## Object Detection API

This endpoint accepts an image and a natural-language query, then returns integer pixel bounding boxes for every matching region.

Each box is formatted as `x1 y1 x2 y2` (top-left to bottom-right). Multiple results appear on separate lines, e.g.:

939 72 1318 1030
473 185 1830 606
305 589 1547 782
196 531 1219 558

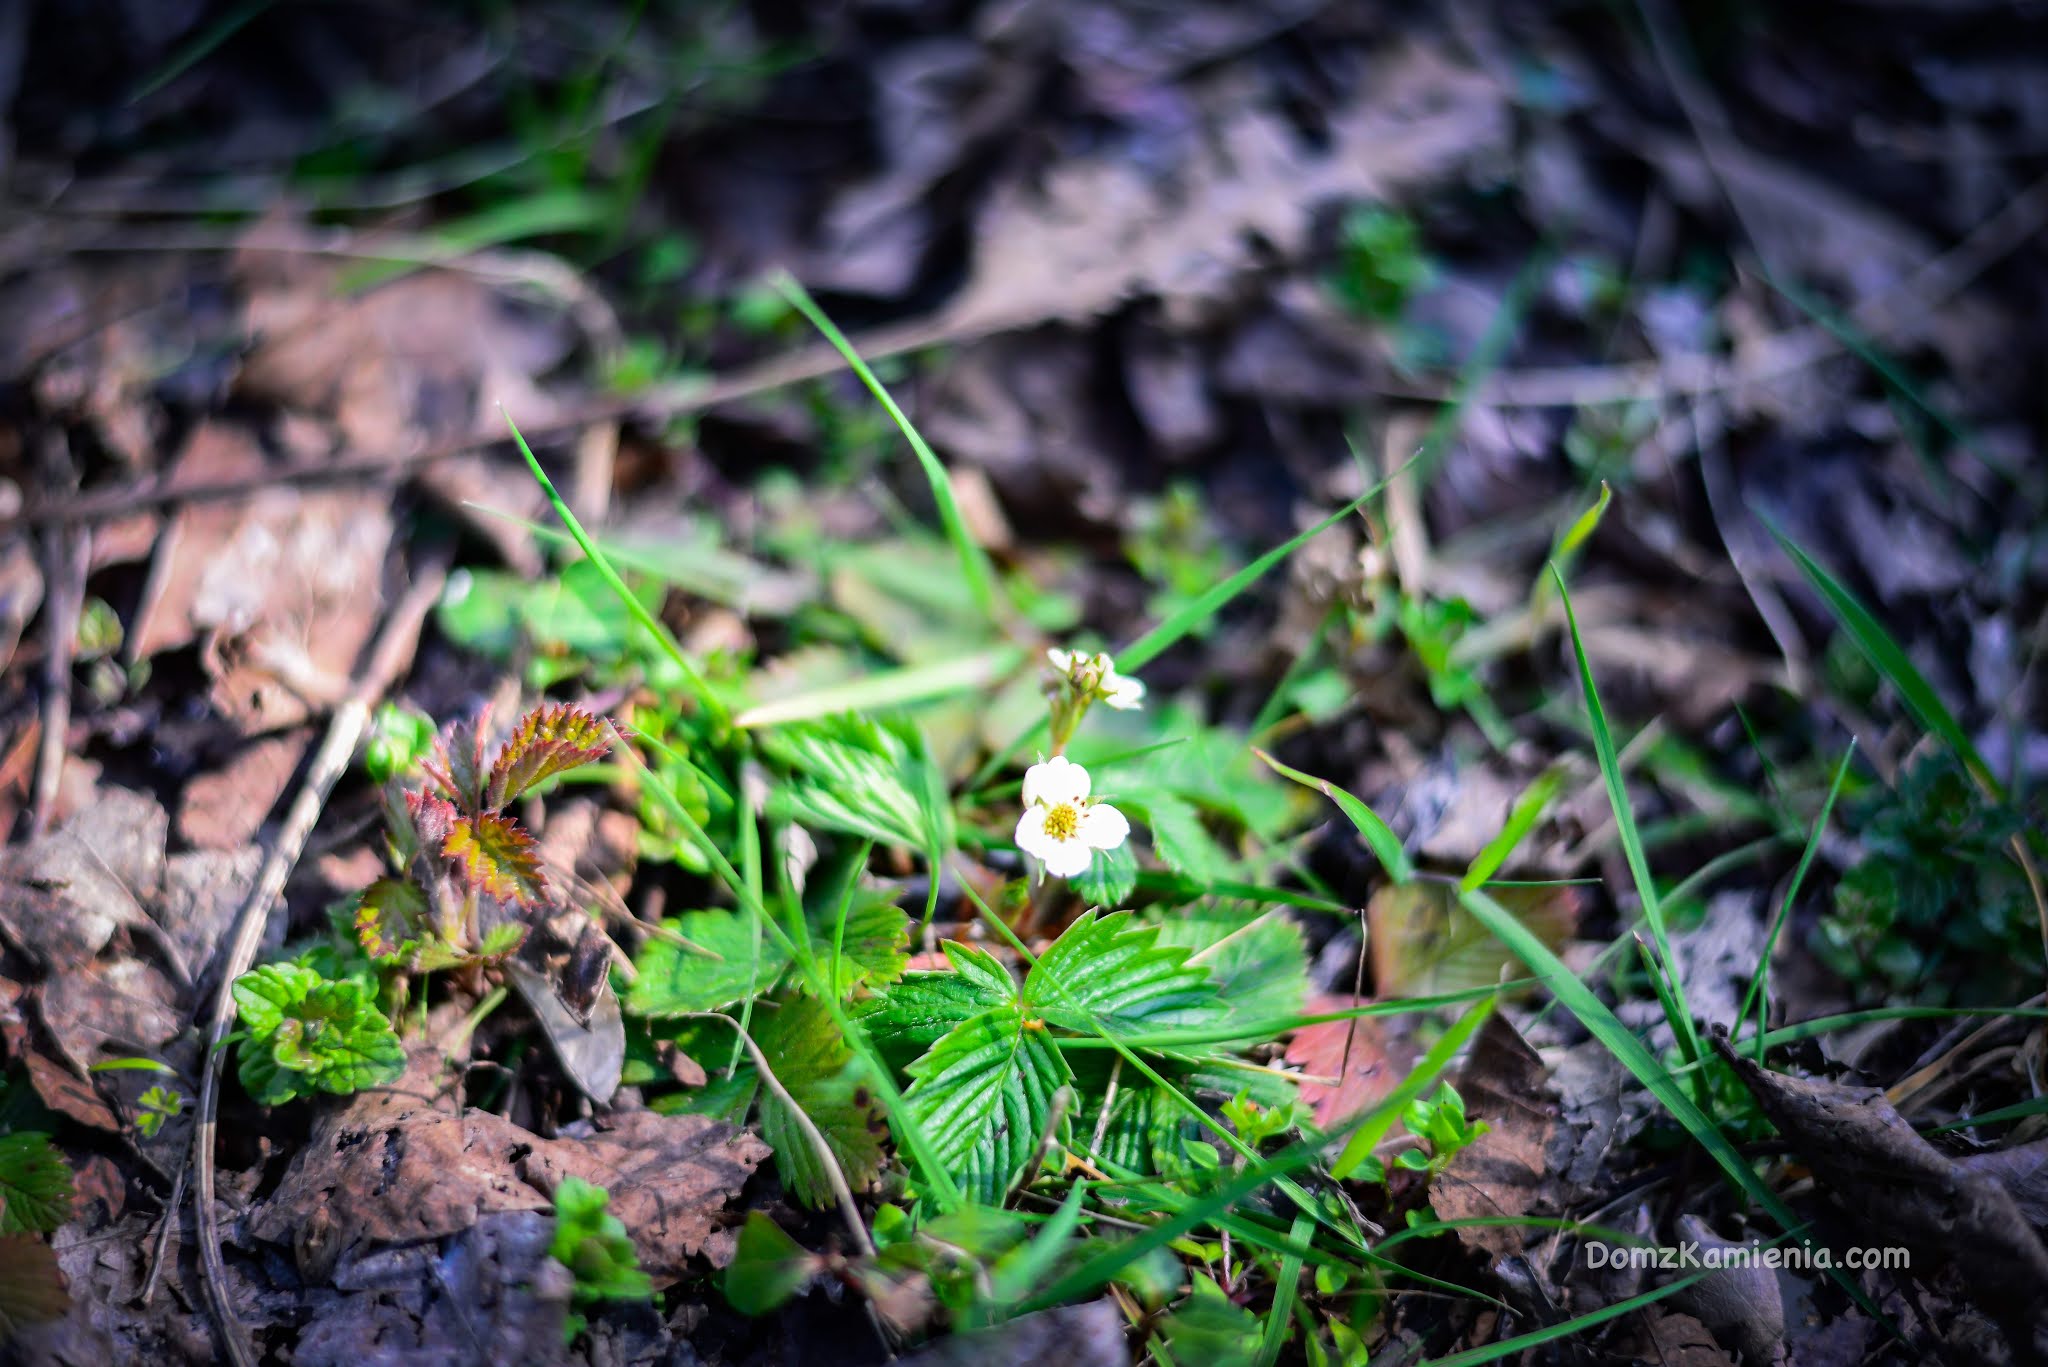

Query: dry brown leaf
1368 882 1581 1000
1285 996 1412 1130
1428 1014 1558 1263
21 1053 117 1133
175 727 312 850
1605 1309 1737 1367
252 1052 767 1285
1715 1035 2048 1362
944 42 1508 336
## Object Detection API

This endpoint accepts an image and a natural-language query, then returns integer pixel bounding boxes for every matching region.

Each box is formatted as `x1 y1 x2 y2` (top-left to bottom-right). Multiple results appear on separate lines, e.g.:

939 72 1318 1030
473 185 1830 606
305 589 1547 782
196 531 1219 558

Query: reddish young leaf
354 878 428 960
406 790 460 849
444 812 549 908
422 716 491 810
485 704 612 809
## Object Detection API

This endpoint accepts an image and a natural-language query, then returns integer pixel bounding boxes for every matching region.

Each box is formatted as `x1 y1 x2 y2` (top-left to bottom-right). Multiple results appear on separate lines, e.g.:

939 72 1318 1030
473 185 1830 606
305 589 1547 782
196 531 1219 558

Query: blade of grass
506 412 728 725
1331 995 1494 1178
1551 565 1707 1088
1762 516 1990 785
772 273 1001 621
1461 764 1567 891
1256 1212 1313 1367
1253 748 1415 884
1738 741 1855 1061
1455 885 1883 1325
1421 1267 1715 1366
734 647 1024 728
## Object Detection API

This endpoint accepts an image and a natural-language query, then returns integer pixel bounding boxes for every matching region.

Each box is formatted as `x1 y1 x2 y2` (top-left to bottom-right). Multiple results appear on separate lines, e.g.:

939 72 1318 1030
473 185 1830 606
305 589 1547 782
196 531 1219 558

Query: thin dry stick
28 521 87 838
683 1011 875 1260
190 558 446 1367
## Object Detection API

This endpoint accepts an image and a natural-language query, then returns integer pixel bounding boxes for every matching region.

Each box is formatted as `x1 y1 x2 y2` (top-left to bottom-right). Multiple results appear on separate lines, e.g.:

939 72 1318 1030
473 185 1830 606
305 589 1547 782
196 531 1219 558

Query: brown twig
28 520 86 839
190 555 446 1367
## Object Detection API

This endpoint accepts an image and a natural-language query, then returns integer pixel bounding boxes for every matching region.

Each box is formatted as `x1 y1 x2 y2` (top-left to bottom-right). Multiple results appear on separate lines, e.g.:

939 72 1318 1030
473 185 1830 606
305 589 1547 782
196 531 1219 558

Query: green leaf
856 942 1018 1067
1027 911 1224 1035
754 996 888 1209
1128 790 1229 885
1156 1273 1262 1366
725 1212 817 1315
352 877 428 960
627 911 785 1019
1176 912 1311 1028
551 1176 652 1302
485 703 611 808
627 892 911 1020
1252 749 1414 883
904 1006 1073 1204
1071 843 1138 908
0 1134 72 1234
231 963 405 1105
761 715 953 852
736 649 1023 729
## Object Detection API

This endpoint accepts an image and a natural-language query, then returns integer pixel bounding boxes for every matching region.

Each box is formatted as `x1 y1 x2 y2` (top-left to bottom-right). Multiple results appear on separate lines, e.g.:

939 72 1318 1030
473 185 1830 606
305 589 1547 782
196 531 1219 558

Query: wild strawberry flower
1015 756 1129 878
1045 649 1145 711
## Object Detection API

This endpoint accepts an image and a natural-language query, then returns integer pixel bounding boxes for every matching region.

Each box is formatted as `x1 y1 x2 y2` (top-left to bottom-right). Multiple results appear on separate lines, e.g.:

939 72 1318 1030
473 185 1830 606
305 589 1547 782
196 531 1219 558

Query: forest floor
2 2 2047 1364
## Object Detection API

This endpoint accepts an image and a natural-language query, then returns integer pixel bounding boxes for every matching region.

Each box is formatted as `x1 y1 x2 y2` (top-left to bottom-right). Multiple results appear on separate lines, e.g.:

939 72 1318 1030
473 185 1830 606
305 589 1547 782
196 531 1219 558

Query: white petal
1078 801 1130 850
1101 674 1145 710
1046 648 1073 673
1015 806 1058 861
1022 755 1089 808
1041 838 1094 879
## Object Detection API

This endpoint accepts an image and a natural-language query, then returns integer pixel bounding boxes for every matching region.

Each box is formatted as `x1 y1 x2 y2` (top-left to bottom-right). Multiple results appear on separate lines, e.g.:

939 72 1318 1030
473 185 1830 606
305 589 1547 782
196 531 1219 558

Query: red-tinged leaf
444 812 549 907
406 790 460 848
1285 996 1414 1130
426 715 491 809
354 878 427 960
485 703 612 808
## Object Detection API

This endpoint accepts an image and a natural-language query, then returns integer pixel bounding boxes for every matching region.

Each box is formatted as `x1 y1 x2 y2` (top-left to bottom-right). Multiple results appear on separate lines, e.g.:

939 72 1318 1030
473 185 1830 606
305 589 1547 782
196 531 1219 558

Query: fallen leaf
1285 996 1411 1130
1714 1034 2048 1362
1669 1214 1787 1367
1368 882 1580 1000
175 727 312 850
0 786 163 972
1604 1309 1736 1367
252 1051 766 1284
1428 1014 1559 1262
0 1234 69 1342
21 1055 117 1134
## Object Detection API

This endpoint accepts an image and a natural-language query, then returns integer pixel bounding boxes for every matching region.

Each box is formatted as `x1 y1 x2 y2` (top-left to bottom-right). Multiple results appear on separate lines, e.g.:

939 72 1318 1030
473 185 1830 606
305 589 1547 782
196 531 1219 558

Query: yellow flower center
1042 802 1081 842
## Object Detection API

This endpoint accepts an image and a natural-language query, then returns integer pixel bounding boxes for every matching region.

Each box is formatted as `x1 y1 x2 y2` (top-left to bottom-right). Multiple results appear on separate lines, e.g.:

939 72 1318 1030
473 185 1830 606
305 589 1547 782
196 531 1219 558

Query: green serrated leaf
1071 843 1138 908
755 996 888 1209
816 887 911 997
627 911 785 1018
1156 1273 1262 1366
1128 790 1228 884
1026 911 1224 1035
232 963 406 1105
1177 912 1310 1027
856 942 1018 1068
486 703 611 807
353 878 427 960
904 1006 1072 1203
760 715 954 853
0 1134 72 1234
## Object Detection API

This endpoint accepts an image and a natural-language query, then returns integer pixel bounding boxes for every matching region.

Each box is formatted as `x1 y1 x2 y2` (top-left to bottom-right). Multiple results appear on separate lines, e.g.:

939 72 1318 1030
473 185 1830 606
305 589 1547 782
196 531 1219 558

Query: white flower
1045 647 1145 711
1014 756 1130 878
1098 661 1145 710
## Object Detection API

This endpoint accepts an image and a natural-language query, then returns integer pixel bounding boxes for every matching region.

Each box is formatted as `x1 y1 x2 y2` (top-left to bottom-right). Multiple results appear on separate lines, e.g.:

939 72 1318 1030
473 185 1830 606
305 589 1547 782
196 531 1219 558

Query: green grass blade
1738 742 1855 1059
1550 565 1705 1079
1461 765 1567 891
1256 1212 1313 1367
734 647 1024 728
1253 749 1415 884
773 273 1002 621
1332 995 1494 1178
1455 887 1857 1300
1421 1267 1712 1366
506 412 728 725
1762 516 1993 789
